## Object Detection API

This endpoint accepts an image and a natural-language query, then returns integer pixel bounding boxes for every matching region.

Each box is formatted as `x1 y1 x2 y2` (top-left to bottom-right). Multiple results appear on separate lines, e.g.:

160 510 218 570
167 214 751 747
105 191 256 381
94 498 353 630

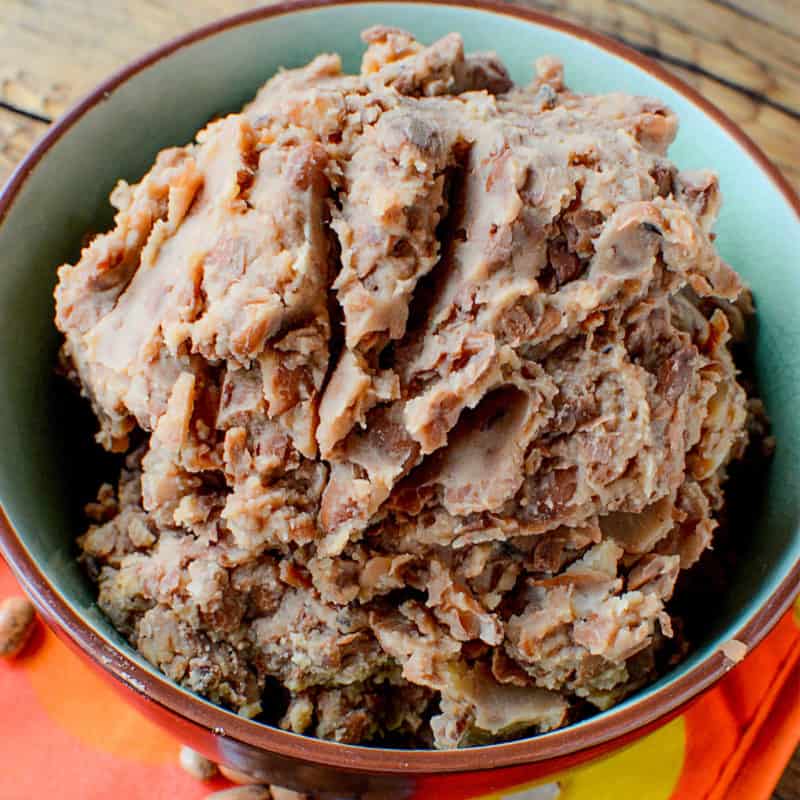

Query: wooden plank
0 107 48 186
716 0 800 40
0 0 259 119
526 0 800 112
623 0 800 106
1 0 799 119
668 64 800 191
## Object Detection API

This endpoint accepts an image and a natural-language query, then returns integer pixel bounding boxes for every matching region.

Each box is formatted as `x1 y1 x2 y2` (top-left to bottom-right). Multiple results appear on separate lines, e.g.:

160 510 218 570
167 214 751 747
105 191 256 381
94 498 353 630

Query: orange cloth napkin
1 555 798 800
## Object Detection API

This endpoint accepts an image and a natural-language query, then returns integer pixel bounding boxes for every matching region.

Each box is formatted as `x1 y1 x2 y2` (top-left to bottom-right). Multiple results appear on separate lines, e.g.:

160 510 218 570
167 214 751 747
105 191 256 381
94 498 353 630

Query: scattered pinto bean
206 787 271 800
216 764 308 799
219 765 261 785
179 746 218 780
0 596 36 658
270 787 309 800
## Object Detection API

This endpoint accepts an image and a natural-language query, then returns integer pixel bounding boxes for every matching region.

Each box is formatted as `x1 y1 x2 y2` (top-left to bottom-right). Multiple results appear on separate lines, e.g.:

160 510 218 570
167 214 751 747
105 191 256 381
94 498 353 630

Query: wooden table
0 1 798 797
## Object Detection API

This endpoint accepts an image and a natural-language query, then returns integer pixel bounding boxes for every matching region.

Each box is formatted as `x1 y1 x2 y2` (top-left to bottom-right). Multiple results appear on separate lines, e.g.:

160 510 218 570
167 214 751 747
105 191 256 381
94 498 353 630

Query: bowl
1 1 799 796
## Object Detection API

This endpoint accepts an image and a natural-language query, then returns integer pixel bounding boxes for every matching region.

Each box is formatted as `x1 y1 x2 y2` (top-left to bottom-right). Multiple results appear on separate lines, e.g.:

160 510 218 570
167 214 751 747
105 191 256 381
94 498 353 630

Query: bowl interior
0 0 799 751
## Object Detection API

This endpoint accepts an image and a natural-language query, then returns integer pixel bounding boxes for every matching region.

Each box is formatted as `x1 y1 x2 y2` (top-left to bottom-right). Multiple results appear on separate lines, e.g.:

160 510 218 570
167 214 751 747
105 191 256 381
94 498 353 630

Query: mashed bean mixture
55 28 756 748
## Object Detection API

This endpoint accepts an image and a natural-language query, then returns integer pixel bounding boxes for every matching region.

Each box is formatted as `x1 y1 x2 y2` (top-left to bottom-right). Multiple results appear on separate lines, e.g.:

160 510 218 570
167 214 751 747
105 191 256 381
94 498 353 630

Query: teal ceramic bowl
1 1 798 795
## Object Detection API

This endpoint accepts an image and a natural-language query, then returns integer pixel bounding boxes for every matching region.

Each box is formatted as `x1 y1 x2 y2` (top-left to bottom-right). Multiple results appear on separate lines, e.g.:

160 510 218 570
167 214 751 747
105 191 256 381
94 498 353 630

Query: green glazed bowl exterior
0 0 798 791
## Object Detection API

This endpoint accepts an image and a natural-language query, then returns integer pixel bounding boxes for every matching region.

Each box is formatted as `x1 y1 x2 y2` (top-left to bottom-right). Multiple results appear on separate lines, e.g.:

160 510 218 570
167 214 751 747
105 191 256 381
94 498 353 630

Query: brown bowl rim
1 0 799 775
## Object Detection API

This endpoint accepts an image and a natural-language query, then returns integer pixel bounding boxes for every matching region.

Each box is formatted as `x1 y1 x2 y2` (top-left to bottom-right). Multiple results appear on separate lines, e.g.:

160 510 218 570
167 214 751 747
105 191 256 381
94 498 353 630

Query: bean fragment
0 596 36 658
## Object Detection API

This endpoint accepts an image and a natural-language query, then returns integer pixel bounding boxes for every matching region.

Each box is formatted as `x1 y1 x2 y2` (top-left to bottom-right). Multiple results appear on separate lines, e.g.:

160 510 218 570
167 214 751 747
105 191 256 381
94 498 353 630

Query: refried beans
54 27 759 748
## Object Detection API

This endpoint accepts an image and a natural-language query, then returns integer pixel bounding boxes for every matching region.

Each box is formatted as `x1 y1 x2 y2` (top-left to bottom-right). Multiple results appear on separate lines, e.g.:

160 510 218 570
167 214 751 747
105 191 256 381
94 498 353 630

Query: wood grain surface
1 0 799 190
0 1 798 797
